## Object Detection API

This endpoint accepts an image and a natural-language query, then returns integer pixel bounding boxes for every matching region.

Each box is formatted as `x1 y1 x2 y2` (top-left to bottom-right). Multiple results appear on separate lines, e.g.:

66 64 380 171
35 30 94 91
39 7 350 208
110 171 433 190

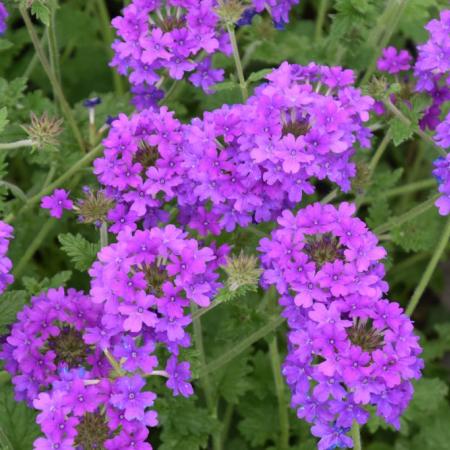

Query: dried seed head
351 161 371 195
74 189 115 224
347 318 385 353
75 412 110 449
47 327 90 368
21 112 64 151
216 0 248 25
223 251 262 292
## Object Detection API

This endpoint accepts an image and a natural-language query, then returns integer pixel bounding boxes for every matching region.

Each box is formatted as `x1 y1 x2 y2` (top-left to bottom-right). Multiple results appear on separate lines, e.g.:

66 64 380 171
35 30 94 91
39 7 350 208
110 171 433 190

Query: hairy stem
406 216 450 316
374 195 438 235
369 131 392 173
351 421 362 450
191 304 221 450
48 8 61 88
197 316 285 378
360 179 435 205
13 218 56 278
100 221 109 248
315 0 329 41
269 335 289 449
0 139 34 150
20 7 86 153
226 24 248 101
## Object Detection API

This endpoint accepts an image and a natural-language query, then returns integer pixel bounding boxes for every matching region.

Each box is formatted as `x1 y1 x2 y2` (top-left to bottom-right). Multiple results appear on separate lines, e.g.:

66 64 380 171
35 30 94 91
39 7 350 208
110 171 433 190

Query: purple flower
111 375 156 421
377 47 412 74
0 221 13 294
165 356 194 397
0 2 8 35
433 152 450 216
41 189 73 219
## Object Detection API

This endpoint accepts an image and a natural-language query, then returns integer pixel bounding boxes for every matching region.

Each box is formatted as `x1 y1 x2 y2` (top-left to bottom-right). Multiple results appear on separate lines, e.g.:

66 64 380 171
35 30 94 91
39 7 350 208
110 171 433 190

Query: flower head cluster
0 2 8 35
259 203 423 449
377 46 412 74
89 225 228 393
179 62 373 233
0 221 13 294
414 10 450 131
111 0 299 104
93 108 185 233
41 189 74 219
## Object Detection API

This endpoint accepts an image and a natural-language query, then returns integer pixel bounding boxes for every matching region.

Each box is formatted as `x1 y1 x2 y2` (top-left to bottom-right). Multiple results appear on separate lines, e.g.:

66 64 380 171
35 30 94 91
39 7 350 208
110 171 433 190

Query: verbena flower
41 189 74 219
89 224 228 395
0 288 105 404
414 10 450 131
377 47 412 74
0 220 13 294
259 202 423 449
0 2 8 35
110 0 300 103
179 62 373 233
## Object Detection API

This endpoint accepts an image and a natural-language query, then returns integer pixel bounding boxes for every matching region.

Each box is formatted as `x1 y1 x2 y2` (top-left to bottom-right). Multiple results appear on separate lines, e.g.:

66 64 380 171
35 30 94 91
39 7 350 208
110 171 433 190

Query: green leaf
391 208 442 252
58 233 99 271
0 291 28 334
0 107 7 134
403 378 449 425
31 2 51 26
238 395 279 447
217 353 253 404
389 117 414 146
247 69 272 83
0 381 40 450
22 271 73 295
422 322 450 361
0 40 13 52
213 81 238 92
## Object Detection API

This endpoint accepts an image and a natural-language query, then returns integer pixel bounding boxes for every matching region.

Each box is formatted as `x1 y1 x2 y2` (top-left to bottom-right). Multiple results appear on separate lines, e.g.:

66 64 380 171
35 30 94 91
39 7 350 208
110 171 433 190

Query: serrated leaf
389 117 414 146
238 395 279 447
422 322 450 362
391 208 442 252
0 40 12 52
58 233 99 271
217 353 253 404
0 381 40 450
0 291 28 334
31 3 51 26
22 271 73 295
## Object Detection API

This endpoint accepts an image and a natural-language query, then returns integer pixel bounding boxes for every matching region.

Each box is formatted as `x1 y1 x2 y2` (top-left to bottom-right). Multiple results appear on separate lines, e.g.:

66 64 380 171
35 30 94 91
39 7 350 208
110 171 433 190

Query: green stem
48 7 61 88
23 33 48 79
191 304 220 450
374 195 438 235
385 99 447 157
321 188 338 205
95 0 125 95
360 0 408 86
406 216 450 316
315 0 329 41
100 221 108 248
0 139 34 150
351 421 362 450
20 7 86 153
226 23 248 101
4 144 103 223
220 402 234 449
360 179 435 205
197 316 285 379
369 131 392 173
269 335 289 450
13 218 56 278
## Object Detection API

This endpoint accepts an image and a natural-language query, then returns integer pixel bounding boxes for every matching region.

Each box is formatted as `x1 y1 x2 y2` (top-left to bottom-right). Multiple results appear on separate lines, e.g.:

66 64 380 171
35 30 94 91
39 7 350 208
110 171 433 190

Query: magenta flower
41 189 73 219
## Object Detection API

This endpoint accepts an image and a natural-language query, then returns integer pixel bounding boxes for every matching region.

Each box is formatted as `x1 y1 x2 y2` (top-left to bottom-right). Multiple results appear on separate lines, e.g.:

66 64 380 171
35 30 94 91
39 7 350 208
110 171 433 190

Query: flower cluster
89 224 228 391
179 62 373 233
259 202 423 449
41 189 74 219
93 108 185 233
110 0 300 105
414 9 450 131
0 220 13 294
0 2 8 35
0 287 161 449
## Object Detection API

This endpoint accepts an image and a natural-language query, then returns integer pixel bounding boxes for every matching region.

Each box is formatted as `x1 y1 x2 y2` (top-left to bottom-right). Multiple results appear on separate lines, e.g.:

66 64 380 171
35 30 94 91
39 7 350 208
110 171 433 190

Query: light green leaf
58 233 99 271
0 291 28 334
